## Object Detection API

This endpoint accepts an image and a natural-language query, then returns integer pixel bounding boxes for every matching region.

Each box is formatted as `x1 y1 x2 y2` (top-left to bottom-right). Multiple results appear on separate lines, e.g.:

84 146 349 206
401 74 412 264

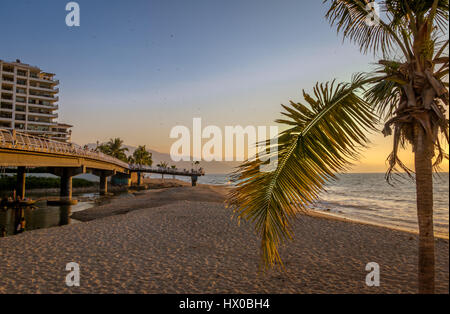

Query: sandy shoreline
0 183 448 294
71 180 227 222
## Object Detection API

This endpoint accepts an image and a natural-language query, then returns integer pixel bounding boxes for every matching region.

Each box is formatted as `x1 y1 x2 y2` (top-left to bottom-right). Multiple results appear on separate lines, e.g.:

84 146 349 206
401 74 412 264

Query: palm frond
324 0 449 59
227 75 379 269
365 75 402 118
386 0 449 31
324 0 408 58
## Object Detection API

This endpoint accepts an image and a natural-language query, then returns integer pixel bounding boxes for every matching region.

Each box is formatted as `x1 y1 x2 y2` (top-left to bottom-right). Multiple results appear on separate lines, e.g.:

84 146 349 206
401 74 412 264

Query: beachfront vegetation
228 0 449 294
97 138 129 162
128 145 153 166
171 165 177 179
0 175 94 191
157 161 169 180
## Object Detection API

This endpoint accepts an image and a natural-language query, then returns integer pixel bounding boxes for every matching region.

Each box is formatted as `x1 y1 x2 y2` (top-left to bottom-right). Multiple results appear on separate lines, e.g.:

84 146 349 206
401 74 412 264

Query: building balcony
26 129 52 134
1 80 14 87
1 75 14 81
0 114 13 121
49 131 71 139
0 104 13 111
50 136 71 142
28 111 58 118
28 93 59 102
28 102 58 110
27 120 57 126
29 85 59 93
15 98 27 104
29 76 59 85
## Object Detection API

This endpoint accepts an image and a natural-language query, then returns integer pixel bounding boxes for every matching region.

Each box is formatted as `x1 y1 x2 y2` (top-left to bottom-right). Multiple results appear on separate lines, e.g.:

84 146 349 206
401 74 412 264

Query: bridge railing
130 164 205 176
0 129 129 168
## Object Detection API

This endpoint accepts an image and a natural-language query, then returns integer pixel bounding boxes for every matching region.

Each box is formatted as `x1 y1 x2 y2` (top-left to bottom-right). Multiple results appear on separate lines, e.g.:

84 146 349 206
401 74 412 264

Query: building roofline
0 59 43 72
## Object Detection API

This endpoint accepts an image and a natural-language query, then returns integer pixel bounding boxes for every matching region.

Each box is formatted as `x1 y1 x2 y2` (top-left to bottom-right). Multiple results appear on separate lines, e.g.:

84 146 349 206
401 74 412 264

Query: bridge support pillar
92 170 115 195
99 175 108 195
16 167 26 200
191 175 198 187
60 168 73 201
48 167 85 203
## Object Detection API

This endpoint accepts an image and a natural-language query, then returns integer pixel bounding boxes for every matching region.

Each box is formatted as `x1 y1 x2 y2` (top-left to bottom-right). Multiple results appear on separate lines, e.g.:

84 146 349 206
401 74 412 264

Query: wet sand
0 184 448 294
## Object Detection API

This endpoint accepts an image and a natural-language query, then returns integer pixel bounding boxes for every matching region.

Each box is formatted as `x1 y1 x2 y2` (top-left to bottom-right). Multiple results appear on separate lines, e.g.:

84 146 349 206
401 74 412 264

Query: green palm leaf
325 0 406 56
325 0 449 59
227 75 379 269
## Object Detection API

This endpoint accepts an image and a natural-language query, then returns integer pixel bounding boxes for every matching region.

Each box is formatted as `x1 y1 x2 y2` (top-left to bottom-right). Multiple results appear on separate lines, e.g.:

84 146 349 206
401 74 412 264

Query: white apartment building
0 59 72 142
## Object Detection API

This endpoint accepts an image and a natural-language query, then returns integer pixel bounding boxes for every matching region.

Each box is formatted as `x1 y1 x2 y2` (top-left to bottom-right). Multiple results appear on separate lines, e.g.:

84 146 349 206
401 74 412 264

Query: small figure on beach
16 217 26 234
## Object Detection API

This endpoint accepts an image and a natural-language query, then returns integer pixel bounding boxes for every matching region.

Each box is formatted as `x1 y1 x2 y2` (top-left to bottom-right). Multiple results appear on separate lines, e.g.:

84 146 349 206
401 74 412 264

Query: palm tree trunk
414 126 435 294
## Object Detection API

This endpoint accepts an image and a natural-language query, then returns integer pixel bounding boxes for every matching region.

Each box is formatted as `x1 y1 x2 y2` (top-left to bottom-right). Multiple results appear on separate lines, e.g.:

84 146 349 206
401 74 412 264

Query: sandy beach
0 183 448 294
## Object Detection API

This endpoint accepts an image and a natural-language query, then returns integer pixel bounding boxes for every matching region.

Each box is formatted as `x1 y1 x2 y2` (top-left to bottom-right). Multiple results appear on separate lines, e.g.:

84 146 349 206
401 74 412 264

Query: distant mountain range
85 143 239 174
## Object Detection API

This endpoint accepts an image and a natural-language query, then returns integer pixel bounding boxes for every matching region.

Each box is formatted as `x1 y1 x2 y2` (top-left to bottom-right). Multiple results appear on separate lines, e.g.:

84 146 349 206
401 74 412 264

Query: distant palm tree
132 145 153 167
171 165 177 179
129 146 153 185
157 161 169 180
228 0 448 294
98 138 129 162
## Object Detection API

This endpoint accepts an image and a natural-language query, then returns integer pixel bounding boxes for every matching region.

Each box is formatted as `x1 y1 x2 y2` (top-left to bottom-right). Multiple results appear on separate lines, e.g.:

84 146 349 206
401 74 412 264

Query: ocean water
176 173 449 238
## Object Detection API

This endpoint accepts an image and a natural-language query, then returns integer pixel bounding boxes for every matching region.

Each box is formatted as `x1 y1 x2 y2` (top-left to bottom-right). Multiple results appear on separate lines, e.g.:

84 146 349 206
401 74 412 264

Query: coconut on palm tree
228 0 448 294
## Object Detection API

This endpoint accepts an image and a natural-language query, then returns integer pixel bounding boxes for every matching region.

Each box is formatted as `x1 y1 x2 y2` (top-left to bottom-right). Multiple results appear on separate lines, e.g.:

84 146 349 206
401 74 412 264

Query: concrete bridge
0 129 204 202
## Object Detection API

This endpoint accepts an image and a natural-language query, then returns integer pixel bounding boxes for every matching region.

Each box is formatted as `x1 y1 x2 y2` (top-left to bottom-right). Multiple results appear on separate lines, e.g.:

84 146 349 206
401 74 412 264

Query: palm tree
171 165 177 179
132 145 153 167
98 138 129 162
130 146 153 185
157 161 169 180
228 0 448 294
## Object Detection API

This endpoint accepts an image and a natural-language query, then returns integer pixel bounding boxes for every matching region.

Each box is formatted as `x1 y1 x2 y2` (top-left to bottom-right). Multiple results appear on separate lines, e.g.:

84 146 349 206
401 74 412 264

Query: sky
1 0 448 173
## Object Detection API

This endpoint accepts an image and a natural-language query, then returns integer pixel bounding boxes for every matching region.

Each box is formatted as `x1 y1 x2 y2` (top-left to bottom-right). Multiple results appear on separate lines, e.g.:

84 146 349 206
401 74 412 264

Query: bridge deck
1 129 205 178
0 129 206 196
1 129 128 172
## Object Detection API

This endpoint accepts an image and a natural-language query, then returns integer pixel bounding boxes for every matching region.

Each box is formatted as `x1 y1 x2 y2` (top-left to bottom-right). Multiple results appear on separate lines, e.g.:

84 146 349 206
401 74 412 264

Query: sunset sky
1 0 448 173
